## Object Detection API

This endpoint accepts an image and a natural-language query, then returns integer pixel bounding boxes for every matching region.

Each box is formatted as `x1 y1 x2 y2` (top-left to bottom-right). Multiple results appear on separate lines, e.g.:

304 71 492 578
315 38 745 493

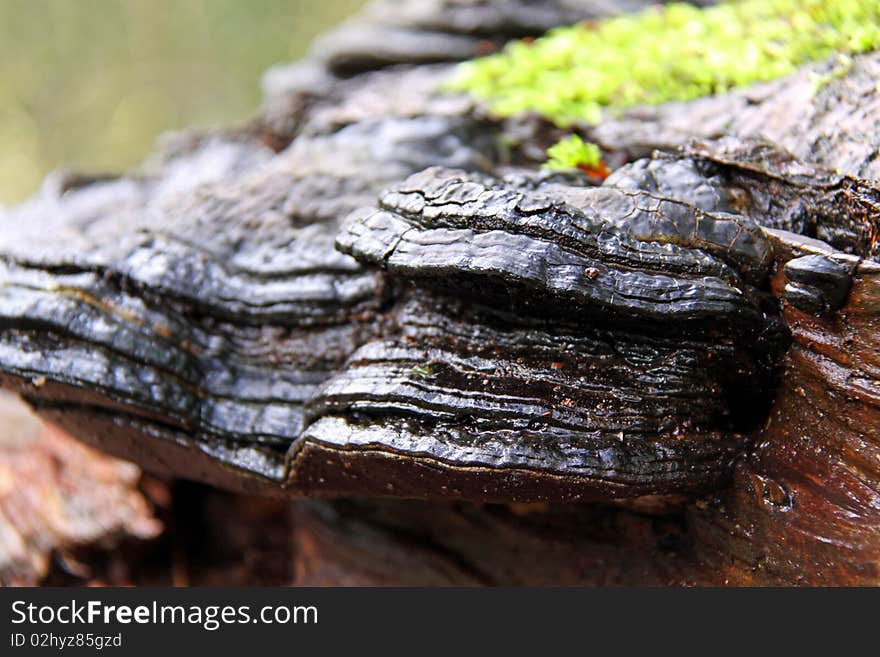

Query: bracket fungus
1 0 879 585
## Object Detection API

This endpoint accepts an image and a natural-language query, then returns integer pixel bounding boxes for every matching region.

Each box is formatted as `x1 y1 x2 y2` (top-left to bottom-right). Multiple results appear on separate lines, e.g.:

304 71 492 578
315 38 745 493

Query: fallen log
0 0 878 585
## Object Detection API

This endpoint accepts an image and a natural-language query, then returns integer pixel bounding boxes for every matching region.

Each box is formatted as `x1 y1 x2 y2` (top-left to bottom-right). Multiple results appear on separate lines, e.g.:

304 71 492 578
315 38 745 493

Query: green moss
449 0 880 126
411 364 435 379
543 135 602 171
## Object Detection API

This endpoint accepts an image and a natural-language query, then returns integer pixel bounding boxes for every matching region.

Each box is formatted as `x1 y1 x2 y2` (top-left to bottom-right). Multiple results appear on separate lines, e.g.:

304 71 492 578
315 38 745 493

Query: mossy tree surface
451 0 880 127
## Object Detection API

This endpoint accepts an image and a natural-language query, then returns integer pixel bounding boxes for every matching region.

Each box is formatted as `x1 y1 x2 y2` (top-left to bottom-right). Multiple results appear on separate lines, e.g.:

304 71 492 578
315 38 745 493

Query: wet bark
0 0 878 585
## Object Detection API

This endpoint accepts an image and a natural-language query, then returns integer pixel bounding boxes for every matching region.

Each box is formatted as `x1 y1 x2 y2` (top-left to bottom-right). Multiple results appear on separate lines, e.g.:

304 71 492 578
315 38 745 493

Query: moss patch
450 0 880 126
544 135 601 169
543 135 611 178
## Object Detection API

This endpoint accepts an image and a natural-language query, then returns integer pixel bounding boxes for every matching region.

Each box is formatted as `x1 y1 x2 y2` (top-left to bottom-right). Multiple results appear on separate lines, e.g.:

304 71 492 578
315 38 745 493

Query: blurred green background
0 0 364 203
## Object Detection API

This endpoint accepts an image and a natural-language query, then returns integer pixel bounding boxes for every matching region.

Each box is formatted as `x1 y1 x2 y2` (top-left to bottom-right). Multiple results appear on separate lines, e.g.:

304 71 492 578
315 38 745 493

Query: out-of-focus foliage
450 0 880 126
0 0 363 203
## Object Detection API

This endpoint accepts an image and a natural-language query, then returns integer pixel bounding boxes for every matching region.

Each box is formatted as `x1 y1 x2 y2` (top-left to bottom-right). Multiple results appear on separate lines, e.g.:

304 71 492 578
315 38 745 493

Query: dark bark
0 0 878 585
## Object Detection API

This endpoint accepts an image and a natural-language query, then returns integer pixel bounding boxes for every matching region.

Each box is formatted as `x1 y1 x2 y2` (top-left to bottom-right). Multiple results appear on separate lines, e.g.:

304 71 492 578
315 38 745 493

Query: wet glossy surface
0 0 879 585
